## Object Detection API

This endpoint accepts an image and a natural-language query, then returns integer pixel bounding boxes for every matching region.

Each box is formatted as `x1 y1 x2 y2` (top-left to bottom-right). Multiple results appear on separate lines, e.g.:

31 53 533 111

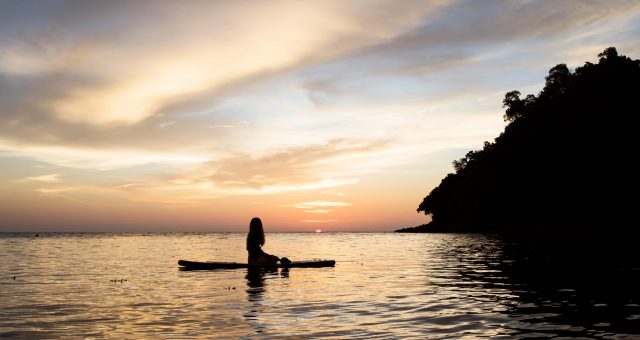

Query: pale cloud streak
0 142 206 171
304 210 333 214
206 139 389 191
35 187 77 194
303 220 338 224
20 174 61 183
294 201 352 209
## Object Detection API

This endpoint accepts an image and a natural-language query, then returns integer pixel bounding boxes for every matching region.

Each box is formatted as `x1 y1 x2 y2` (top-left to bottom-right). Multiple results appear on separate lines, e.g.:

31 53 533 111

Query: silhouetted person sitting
246 217 281 265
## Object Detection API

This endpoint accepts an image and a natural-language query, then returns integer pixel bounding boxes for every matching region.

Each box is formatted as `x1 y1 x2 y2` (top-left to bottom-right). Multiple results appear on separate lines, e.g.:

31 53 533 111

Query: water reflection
245 268 272 299
244 268 289 335
2 232 638 338
501 239 640 338
425 234 640 338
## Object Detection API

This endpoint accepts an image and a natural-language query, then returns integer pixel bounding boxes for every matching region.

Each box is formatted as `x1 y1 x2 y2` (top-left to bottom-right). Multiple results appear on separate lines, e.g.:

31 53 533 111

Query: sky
1 0 639 232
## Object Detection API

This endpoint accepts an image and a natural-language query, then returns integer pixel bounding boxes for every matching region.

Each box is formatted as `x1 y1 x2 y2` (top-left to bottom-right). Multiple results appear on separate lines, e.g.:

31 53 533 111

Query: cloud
157 121 175 129
304 209 333 214
381 0 640 63
1 0 637 164
295 201 351 214
0 143 206 171
0 0 443 149
2 0 639 227
19 173 61 183
293 201 351 208
46 139 391 205
35 186 76 194
298 0 640 108
206 139 389 191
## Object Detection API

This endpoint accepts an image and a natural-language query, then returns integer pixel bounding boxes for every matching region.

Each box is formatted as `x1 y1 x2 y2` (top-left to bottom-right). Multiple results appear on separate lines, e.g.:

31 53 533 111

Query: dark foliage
412 48 639 235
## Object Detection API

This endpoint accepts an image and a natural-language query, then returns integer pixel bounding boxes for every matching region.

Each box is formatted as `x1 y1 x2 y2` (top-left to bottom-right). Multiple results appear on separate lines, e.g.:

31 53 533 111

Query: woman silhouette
246 217 280 265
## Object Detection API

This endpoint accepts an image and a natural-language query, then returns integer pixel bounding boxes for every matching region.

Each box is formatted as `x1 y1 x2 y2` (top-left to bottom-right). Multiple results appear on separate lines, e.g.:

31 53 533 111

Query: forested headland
398 48 639 236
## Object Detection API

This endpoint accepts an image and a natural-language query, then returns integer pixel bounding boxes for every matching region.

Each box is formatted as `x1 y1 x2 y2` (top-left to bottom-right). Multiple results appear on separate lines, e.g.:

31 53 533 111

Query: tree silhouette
405 48 639 235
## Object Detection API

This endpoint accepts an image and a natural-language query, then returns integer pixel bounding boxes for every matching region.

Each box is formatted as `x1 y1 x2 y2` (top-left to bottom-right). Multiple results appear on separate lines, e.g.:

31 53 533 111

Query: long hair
246 217 265 249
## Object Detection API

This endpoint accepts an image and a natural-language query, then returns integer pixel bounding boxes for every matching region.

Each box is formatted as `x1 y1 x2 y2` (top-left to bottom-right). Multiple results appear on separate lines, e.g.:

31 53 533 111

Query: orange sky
1 1 639 231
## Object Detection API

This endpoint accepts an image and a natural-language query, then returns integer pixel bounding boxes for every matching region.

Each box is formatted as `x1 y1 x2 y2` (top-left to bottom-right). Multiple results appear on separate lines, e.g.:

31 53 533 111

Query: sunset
2 1 638 231
1 1 640 338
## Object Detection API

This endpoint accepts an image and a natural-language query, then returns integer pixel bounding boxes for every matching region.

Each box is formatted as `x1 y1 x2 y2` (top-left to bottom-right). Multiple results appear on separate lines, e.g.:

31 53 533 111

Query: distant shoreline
395 222 461 233
395 224 431 233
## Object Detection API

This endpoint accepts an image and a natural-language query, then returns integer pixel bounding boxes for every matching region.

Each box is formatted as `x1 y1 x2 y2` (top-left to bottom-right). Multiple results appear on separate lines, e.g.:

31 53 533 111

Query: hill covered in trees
399 48 639 235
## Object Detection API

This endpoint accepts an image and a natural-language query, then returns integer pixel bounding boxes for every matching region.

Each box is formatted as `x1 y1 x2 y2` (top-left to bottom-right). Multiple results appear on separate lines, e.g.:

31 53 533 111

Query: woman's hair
247 217 265 248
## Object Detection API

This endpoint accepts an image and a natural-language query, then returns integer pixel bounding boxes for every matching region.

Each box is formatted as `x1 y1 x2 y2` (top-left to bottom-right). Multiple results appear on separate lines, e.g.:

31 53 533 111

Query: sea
1 232 639 339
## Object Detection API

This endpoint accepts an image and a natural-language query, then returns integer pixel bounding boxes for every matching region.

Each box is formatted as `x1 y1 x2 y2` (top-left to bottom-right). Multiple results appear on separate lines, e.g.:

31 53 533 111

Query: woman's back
246 217 279 264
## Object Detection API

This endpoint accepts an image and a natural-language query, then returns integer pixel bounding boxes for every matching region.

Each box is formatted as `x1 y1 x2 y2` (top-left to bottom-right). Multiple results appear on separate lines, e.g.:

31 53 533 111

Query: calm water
1 232 639 339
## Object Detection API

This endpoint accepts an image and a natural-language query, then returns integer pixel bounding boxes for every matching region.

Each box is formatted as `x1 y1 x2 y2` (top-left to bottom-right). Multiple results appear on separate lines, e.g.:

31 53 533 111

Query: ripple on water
0 232 639 338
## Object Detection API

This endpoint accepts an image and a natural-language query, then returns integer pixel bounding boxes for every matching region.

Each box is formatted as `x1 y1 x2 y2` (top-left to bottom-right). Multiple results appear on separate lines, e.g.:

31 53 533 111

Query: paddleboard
178 259 335 270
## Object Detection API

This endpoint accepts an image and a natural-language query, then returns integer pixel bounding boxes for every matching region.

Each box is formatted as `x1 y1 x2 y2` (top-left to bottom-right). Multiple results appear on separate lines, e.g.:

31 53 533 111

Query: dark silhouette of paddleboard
178 259 335 270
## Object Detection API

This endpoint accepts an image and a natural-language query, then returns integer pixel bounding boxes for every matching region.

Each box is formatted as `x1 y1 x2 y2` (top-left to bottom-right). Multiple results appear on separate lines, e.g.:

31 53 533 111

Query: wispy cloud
1 1 637 158
206 139 389 192
0 0 442 142
293 201 351 209
157 121 175 129
20 174 61 183
304 209 333 214
35 186 77 194
298 0 640 109
303 219 338 223
1 144 206 171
